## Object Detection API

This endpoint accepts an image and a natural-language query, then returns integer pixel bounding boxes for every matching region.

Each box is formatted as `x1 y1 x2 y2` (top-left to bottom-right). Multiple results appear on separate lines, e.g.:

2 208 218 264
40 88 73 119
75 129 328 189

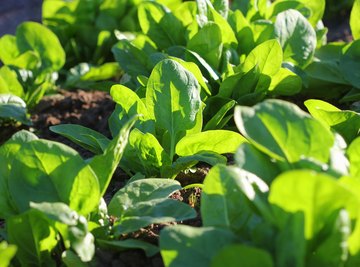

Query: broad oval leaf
176 130 246 156
8 140 100 215
138 2 185 50
187 22 223 70
274 9 316 67
269 170 359 239
305 99 360 144
201 165 270 233
243 39 283 77
108 178 183 217
146 59 201 158
16 22 65 72
234 99 334 163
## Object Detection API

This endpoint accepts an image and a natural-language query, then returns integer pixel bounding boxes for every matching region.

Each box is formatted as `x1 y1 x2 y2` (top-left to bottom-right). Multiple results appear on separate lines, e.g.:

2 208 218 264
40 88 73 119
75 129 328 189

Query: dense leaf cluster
1 0 360 266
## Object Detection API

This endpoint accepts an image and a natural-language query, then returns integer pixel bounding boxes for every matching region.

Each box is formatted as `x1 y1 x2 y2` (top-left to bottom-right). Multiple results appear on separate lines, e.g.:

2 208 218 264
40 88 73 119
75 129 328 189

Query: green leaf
30 202 79 226
50 124 110 155
108 179 195 234
269 170 358 239
204 99 235 130
122 129 171 177
109 84 154 136
16 22 65 72
228 10 255 55
234 100 334 163
89 115 138 196
351 0 360 40
160 225 237 267
275 212 306 267
108 179 182 216
347 137 360 177
7 210 58 266
187 23 223 69
201 165 271 233
97 239 159 257
138 2 185 50
211 244 274 267
0 94 31 125
146 59 201 159
274 9 316 67
65 62 121 88
0 241 17 267
30 202 95 262
307 209 350 267
8 139 100 215
176 130 246 156
243 39 283 77
61 250 88 267
235 143 280 184
293 0 325 26
0 66 24 97
340 40 360 88
0 35 39 69
305 99 360 144
268 67 302 96
112 39 152 79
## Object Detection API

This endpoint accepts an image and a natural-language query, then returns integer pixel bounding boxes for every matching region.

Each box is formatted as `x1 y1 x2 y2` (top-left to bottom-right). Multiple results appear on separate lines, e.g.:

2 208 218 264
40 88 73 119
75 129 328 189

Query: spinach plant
160 99 360 267
51 59 246 178
0 117 195 265
0 21 65 125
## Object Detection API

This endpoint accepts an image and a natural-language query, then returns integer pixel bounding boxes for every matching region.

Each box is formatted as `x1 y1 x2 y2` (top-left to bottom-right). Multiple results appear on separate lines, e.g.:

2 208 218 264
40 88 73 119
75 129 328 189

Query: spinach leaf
0 241 17 267
234 100 334 163
340 40 360 89
274 9 316 67
7 210 58 266
211 244 274 267
351 0 360 40
146 59 202 159
175 130 246 156
305 99 360 144
108 179 196 235
8 139 100 216
160 225 238 267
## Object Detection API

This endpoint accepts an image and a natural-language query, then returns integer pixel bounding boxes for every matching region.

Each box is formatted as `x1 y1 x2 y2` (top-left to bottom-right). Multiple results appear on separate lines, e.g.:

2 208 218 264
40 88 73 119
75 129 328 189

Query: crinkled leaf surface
108 179 195 234
274 9 316 67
